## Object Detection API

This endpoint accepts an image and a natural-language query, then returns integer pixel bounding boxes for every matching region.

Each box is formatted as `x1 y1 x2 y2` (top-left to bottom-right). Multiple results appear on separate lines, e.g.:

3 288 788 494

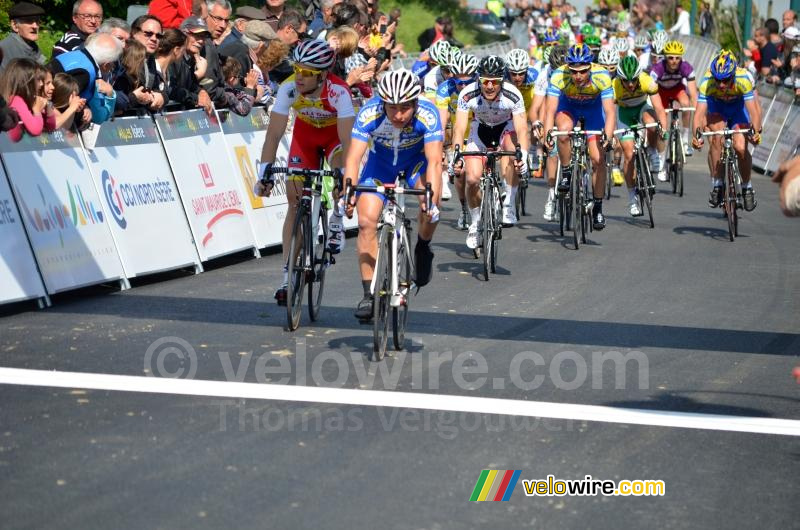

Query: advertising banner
155 110 258 261
0 129 125 293
0 162 47 305
84 117 201 277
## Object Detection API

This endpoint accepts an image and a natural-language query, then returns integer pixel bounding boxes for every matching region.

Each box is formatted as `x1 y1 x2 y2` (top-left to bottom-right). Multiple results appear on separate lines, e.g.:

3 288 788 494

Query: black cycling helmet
548 45 568 71
477 55 506 77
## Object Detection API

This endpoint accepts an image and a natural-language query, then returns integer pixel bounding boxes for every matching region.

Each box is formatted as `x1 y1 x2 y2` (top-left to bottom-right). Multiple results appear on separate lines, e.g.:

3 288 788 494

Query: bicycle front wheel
392 230 411 351
373 225 391 360
724 161 736 242
572 167 581 250
308 206 328 322
286 210 307 331
481 184 493 281
639 154 655 229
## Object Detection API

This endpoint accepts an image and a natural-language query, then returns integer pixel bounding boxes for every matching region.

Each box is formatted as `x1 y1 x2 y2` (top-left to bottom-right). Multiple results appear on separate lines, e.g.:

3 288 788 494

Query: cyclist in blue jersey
344 69 444 319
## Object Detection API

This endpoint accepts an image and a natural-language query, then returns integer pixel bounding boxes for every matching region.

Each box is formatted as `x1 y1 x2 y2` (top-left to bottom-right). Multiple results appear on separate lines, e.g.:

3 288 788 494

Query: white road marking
0 367 798 437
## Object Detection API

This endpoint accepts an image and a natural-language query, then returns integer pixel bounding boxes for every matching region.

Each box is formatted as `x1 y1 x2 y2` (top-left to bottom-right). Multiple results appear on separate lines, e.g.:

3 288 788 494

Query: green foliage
379 0 479 52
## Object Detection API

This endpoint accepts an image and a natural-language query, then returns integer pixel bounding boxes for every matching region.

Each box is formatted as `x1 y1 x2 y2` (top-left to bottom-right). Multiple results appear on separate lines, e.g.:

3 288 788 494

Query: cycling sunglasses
453 76 474 86
479 77 503 87
568 64 591 73
293 65 322 77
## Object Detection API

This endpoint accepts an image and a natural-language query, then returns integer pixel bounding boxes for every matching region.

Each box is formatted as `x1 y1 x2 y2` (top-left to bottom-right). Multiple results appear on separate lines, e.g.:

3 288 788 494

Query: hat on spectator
784 26 800 39
235 6 266 20
244 20 277 42
9 1 46 19
180 16 211 35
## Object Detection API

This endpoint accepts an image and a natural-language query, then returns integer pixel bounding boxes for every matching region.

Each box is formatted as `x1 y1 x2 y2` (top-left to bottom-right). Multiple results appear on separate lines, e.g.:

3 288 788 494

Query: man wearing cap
221 6 266 48
52 0 104 58
169 16 214 113
0 2 47 71
220 19 275 78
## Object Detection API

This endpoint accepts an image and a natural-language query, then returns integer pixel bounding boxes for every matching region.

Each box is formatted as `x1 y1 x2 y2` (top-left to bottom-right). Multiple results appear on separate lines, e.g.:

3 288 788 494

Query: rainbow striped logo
469 470 521 502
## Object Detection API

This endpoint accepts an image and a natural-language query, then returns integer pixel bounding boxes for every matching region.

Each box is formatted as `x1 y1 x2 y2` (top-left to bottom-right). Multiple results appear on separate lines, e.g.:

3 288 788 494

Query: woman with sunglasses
344 69 444 319
692 51 762 212
543 43 616 230
436 53 479 230
450 55 530 245
613 56 668 217
256 40 355 306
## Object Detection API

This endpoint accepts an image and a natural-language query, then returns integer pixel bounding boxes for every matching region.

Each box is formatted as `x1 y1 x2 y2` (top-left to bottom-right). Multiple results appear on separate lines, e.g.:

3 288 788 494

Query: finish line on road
1 367 798 437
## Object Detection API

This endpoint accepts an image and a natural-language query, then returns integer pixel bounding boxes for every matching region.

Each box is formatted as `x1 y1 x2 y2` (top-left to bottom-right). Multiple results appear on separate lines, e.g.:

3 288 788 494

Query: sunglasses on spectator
141 30 164 39
293 65 322 77
479 77 503 87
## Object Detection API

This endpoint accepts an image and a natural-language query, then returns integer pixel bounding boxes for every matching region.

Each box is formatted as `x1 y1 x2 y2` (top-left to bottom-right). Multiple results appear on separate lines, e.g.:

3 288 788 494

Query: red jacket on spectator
148 0 193 30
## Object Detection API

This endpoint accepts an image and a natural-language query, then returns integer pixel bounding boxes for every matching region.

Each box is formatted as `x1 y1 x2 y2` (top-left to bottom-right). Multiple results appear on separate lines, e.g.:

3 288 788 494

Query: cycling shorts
556 98 605 141
706 98 750 128
617 103 655 141
287 121 342 182
658 85 688 108
357 152 426 203
466 121 513 151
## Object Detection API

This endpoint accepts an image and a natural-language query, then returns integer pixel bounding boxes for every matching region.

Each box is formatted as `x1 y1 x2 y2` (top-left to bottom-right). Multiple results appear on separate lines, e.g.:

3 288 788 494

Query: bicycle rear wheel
308 206 328 322
572 168 581 250
286 210 307 331
481 184 493 281
392 229 411 351
724 162 736 242
373 225 391 360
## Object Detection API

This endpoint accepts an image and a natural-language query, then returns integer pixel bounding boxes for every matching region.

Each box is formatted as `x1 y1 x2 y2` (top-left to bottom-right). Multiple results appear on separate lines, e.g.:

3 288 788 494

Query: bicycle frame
701 128 749 241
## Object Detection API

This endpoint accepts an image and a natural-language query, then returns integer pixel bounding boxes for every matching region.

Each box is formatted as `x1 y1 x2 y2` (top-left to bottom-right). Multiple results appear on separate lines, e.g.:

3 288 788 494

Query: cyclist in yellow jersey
614 56 668 217
535 45 567 221
692 50 762 211
544 43 616 230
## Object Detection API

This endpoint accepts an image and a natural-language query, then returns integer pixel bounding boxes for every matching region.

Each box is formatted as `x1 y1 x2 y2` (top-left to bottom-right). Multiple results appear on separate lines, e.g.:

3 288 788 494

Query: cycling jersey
457 81 526 126
272 73 355 127
412 59 431 78
506 66 539 110
612 71 659 108
547 64 614 105
650 59 695 89
423 65 447 98
435 79 473 136
534 64 551 97
698 67 754 103
352 96 443 167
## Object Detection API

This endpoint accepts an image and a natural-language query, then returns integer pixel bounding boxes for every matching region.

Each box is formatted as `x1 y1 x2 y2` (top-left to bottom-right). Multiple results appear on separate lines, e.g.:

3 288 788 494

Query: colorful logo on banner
199 162 214 188
188 163 244 247
101 170 179 230
470 470 521 502
233 146 264 209
15 181 105 246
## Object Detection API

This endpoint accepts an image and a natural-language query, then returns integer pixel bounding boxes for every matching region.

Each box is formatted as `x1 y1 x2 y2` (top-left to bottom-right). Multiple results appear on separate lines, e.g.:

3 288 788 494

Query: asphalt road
0 155 798 529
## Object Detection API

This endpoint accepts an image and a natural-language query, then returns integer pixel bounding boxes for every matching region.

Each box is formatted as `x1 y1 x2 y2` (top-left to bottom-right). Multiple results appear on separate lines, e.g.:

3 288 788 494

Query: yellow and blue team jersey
547 64 614 105
434 79 472 136
698 67 755 103
506 66 539 111
612 72 659 108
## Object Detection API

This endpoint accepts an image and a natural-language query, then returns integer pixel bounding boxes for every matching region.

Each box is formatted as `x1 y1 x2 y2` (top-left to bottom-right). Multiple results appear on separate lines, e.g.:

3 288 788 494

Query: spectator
417 16 451 51
765 18 783 50
263 0 286 31
50 32 122 124
783 10 798 32
50 73 86 129
699 2 714 39
154 29 186 98
0 2 47 72
331 2 369 36
772 154 800 217
754 27 779 78
669 4 690 36
221 6 266 48
309 0 343 40
220 58 255 115
130 15 167 110
199 0 233 108
113 40 157 114
52 0 104 58
254 38 289 98
268 9 308 85
168 16 213 113
782 44 800 99
0 58 56 141
148 0 194 30
98 18 131 47
220 19 276 77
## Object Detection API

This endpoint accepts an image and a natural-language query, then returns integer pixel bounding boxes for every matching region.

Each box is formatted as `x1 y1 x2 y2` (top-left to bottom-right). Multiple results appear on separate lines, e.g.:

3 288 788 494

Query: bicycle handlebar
548 129 605 138
267 167 341 177
612 122 659 136
665 107 696 114
454 145 523 162
699 128 753 138
344 178 433 214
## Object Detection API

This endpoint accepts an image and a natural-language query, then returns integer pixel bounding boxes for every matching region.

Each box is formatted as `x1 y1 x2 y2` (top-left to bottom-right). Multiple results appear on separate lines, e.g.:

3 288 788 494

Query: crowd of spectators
743 10 800 99
0 0 405 141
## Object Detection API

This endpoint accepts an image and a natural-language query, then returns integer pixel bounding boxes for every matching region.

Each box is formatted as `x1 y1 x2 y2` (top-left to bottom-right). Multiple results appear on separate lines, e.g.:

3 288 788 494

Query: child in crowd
0 58 56 142
51 73 86 130
221 59 256 116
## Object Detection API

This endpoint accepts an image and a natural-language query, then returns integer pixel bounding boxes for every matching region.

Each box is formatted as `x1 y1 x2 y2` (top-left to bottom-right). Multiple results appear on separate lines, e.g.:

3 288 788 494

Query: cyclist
613 55 669 216
632 33 650 71
423 41 456 100
535 45 568 221
597 45 625 188
436 53 479 230
345 69 444 319
411 39 450 79
544 43 616 230
256 40 354 306
692 50 762 211
649 40 698 158
449 55 530 246
505 48 542 179
612 34 631 62
649 30 669 72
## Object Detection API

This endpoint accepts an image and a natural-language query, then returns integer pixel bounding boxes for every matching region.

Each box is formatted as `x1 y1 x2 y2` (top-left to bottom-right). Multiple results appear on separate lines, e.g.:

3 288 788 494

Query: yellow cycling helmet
663 40 685 56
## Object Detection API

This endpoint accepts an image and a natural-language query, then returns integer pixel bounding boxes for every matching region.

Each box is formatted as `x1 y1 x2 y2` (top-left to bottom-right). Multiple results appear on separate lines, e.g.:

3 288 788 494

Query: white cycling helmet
292 39 336 69
614 37 630 53
377 69 422 104
634 33 649 49
652 30 668 50
451 53 479 76
505 48 530 73
597 45 620 67
428 40 451 66
446 46 462 69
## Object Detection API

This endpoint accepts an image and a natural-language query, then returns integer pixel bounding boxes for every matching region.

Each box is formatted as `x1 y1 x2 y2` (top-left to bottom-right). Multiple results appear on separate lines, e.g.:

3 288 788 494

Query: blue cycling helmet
566 43 594 65
710 50 737 80
543 27 561 44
